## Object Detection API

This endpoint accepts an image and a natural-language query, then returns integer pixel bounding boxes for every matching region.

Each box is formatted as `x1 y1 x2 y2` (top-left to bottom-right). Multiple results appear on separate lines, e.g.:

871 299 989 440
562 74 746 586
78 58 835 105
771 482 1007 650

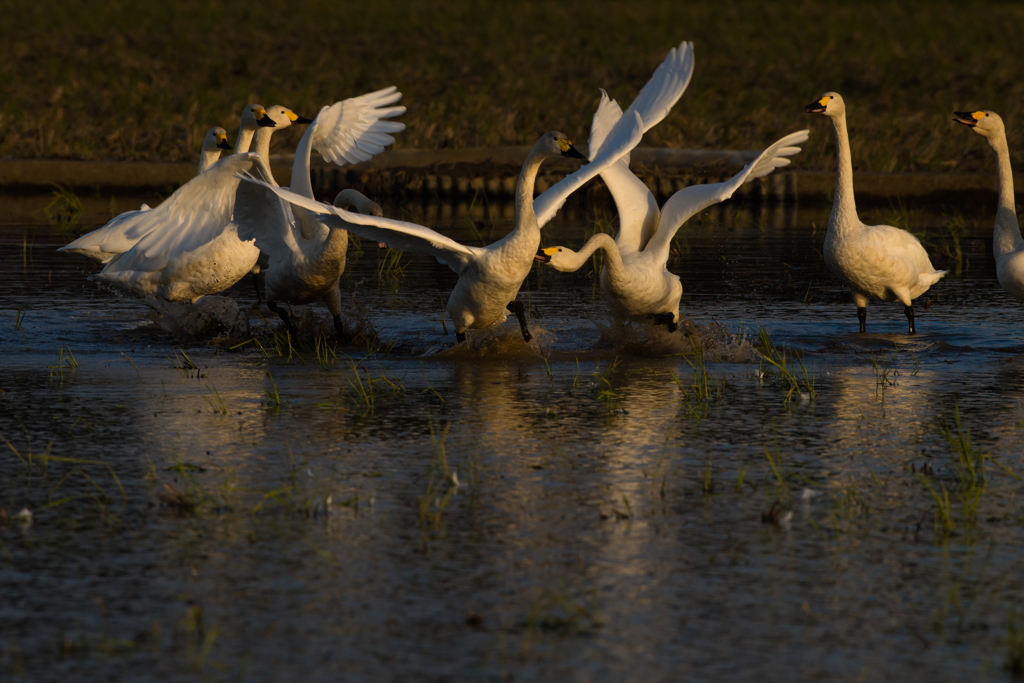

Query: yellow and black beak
953 110 982 127
556 137 587 160
535 247 558 263
255 108 276 128
805 96 829 114
291 113 314 125
217 137 233 150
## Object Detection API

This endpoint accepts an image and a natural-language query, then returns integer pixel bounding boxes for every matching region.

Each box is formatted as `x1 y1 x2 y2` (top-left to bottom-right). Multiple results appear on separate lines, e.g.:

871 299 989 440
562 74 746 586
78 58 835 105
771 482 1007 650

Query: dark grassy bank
0 0 1021 172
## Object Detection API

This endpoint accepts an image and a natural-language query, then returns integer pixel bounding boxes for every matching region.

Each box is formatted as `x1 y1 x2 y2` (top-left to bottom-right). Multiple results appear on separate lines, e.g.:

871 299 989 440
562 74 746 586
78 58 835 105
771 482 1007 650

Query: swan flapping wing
233 158 303 260
236 176 480 276
310 86 406 166
58 204 154 263
99 154 260 275
587 91 660 252
646 130 810 259
533 110 645 228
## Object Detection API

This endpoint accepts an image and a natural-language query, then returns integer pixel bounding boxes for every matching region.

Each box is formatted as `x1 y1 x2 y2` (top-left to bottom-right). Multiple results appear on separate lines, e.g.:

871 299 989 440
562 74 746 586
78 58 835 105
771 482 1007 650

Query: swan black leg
251 273 263 306
857 307 867 334
507 301 532 342
333 315 351 345
652 313 678 333
267 300 297 340
904 305 916 334
456 331 466 344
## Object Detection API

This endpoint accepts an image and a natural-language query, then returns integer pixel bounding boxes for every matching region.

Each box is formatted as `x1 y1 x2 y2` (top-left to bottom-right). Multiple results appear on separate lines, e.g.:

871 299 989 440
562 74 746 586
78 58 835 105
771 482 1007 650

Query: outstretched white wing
59 204 154 263
586 41 695 252
645 130 810 260
533 110 645 228
311 86 406 166
237 176 481 276
100 154 261 275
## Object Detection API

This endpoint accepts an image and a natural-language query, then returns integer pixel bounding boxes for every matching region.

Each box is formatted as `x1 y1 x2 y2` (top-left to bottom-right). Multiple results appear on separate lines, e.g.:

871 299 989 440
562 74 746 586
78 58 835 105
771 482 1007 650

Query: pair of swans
953 110 1024 301
60 90 404 312
238 42 697 344
536 93 809 331
805 92 947 334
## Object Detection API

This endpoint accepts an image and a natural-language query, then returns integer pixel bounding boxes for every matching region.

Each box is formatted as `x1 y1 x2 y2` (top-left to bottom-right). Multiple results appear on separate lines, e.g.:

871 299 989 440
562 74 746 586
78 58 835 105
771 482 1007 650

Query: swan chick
806 91 946 334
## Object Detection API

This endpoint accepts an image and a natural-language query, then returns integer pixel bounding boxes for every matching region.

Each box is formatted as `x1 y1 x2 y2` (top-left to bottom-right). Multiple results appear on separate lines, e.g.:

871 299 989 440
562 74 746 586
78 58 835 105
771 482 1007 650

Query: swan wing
534 110 645 228
647 130 809 259
58 204 154 262
237 176 479 275
233 158 303 260
310 86 407 166
587 91 660 253
100 154 259 275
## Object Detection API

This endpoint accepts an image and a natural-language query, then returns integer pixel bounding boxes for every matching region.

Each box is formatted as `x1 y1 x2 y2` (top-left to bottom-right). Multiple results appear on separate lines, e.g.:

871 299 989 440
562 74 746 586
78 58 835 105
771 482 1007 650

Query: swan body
233 88 405 337
807 92 946 333
538 127 808 327
58 122 252 263
953 109 1024 300
238 115 645 343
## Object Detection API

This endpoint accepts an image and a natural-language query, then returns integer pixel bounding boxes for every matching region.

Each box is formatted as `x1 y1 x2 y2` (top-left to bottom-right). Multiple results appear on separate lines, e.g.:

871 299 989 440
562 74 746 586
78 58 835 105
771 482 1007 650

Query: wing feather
237 175 479 275
310 86 406 166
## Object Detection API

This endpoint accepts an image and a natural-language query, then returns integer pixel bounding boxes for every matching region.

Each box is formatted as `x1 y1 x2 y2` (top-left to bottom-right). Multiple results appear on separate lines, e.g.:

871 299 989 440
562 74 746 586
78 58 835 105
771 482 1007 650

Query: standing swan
953 110 1024 300
238 115 645 344
806 92 946 334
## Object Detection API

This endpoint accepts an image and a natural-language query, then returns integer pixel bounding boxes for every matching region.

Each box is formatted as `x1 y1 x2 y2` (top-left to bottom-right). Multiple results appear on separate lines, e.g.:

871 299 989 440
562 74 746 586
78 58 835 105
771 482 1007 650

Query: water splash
145 296 250 346
590 317 758 362
429 323 556 360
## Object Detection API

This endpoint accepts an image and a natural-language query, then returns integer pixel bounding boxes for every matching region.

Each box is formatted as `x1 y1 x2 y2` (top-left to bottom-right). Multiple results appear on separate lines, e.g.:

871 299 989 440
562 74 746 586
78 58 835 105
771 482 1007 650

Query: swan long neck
235 125 256 154
251 127 275 167
290 126 316 199
828 111 858 228
515 146 547 227
988 131 1024 257
198 148 221 174
561 233 621 273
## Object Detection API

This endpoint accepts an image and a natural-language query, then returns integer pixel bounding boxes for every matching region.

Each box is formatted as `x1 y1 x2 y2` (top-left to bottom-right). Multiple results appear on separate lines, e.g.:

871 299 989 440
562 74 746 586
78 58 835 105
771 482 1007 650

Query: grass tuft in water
756 327 816 405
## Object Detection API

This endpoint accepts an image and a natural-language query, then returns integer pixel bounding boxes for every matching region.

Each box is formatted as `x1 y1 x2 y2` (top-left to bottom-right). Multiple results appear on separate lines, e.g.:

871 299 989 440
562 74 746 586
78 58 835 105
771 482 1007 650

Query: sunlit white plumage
238 115 645 343
953 109 1024 301
92 90 404 304
538 114 808 329
807 92 946 334
233 88 405 337
58 123 245 263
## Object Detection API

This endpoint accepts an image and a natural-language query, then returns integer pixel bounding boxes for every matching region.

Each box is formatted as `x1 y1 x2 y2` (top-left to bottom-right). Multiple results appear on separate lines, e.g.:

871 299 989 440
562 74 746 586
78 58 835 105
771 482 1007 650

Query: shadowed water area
3 193 1024 681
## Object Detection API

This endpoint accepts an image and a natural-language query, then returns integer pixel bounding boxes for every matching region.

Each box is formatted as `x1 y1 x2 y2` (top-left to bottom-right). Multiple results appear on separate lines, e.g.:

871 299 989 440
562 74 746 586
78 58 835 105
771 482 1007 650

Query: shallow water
3 196 1024 681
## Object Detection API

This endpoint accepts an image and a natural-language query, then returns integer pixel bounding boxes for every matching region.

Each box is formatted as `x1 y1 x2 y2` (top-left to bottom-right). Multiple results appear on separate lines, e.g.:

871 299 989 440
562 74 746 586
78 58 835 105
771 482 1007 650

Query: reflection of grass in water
418 421 460 530
344 359 406 411
34 185 82 234
522 585 602 656
756 326 816 405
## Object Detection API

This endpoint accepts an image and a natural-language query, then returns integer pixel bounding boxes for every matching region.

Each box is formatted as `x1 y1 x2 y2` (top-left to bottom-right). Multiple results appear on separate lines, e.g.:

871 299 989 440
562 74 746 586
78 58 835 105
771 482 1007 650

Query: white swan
57 113 270 264
94 89 404 304
806 92 947 334
536 123 808 330
953 109 1024 300
238 115 645 344
230 89 405 338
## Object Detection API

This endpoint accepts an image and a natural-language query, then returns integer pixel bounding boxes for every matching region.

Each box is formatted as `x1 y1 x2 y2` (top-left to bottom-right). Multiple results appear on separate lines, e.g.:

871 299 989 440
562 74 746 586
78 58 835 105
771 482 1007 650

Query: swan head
202 127 232 152
953 109 1004 139
805 92 844 117
265 105 314 130
240 105 277 130
334 189 383 217
534 245 574 271
539 131 587 160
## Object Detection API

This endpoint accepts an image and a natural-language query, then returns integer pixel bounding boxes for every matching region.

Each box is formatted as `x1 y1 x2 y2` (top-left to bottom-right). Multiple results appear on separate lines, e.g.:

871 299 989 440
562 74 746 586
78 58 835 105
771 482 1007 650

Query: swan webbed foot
456 331 467 344
333 315 352 345
904 305 916 334
507 301 532 342
251 273 263 306
267 300 297 340
857 307 867 334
